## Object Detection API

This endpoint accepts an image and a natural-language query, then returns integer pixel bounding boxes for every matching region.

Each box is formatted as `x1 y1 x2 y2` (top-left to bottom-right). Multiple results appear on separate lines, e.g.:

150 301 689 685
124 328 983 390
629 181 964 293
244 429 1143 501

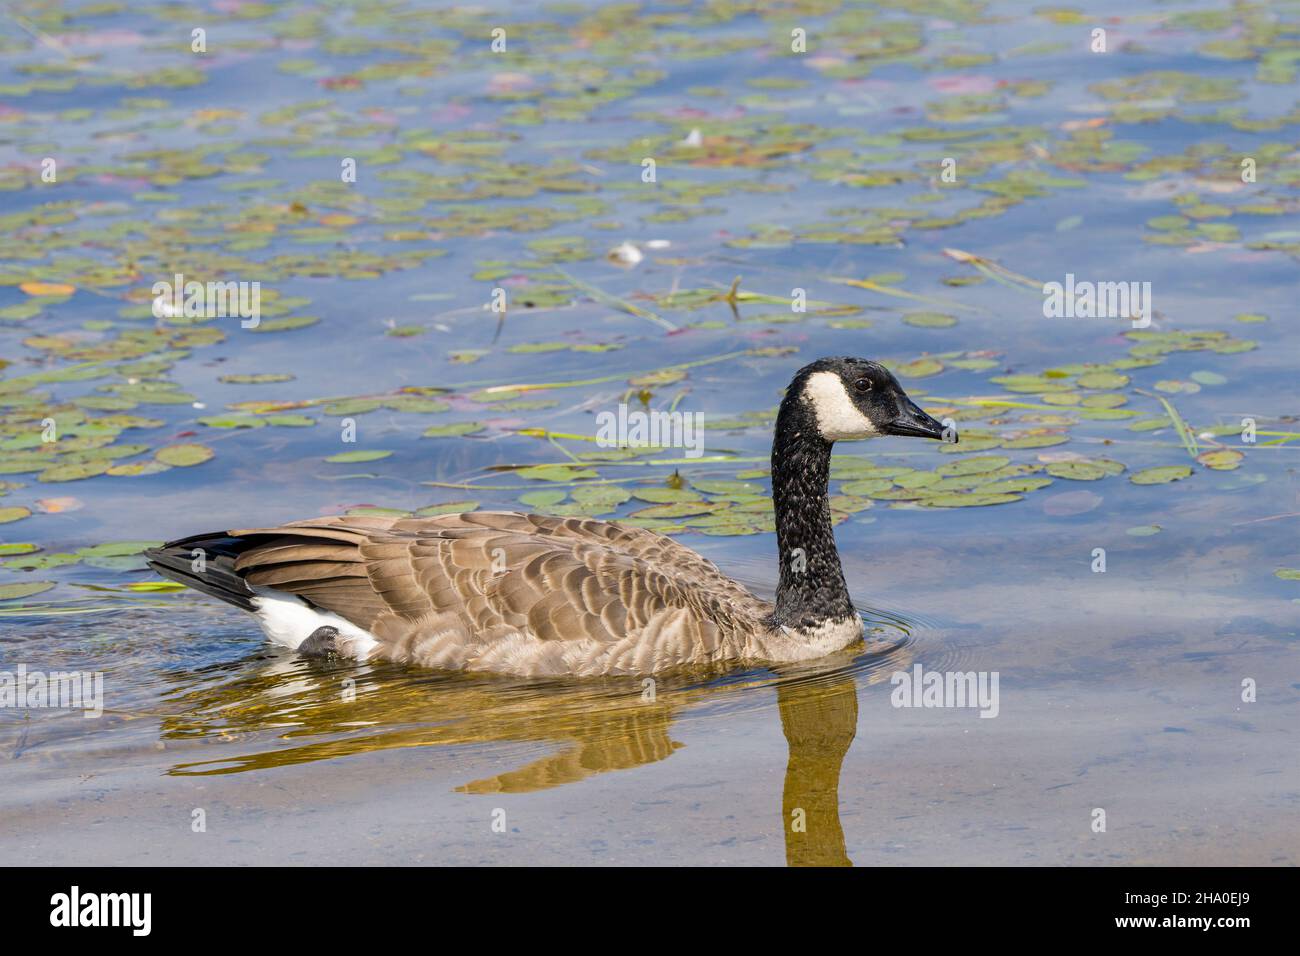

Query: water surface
0 0 1297 865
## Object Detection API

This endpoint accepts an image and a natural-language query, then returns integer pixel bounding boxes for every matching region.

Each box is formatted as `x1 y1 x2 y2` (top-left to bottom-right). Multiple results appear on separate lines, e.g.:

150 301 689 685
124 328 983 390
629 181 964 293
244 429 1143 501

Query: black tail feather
145 533 257 612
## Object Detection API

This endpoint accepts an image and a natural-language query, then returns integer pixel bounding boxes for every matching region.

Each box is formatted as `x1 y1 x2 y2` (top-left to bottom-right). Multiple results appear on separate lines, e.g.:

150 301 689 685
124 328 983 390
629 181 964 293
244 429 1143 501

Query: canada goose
147 357 951 676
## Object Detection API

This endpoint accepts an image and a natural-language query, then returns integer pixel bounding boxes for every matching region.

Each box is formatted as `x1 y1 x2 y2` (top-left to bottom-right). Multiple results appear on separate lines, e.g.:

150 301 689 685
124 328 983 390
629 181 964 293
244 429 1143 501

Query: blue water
0 0 1296 865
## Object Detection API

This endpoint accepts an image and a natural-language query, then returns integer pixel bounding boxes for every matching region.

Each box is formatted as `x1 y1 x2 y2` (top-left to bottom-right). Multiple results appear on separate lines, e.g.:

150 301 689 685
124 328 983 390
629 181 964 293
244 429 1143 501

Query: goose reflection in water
158 629 910 867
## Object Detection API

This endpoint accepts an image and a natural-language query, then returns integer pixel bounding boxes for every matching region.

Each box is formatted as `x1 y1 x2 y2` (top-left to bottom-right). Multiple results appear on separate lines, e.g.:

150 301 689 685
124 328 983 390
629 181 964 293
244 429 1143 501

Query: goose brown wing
227 512 766 644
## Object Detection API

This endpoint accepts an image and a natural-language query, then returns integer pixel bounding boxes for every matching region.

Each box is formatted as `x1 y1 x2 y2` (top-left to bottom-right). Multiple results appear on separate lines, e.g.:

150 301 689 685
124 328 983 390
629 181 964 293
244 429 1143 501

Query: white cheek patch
802 370 880 441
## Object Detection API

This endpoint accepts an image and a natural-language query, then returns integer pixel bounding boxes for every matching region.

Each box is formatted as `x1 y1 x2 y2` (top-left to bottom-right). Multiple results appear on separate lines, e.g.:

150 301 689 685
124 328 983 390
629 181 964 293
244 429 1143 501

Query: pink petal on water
929 74 997 95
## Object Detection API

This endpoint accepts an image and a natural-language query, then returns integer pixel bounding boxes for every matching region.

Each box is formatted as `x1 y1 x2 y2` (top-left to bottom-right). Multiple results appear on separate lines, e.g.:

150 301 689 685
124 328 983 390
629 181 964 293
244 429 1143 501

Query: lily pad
633 488 703 504
1197 449 1243 470
1045 461 1107 481
416 501 479 517
325 450 393 464
936 455 1010 476
155 444 215 467
1076 371 1129 389
691 479 762 496
1001 435 1069 449
1130 465 1193 485
517 464 598 481
520 490 567 509
902 312 958 328
896 358 944 378
219 373 295 384
107 461 172 477
0 581 55 601
921 493 1023 508
422 422 484 438
38 460 112 482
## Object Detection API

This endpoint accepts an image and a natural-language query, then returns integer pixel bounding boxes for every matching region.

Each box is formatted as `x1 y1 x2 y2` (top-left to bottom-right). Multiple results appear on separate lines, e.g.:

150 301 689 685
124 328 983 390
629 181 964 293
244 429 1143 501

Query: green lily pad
920 493 1023 508
839 478 895 495
1076 371 1129 389
566 486 632 514
939 434 1001 452
422 422 484 438
415 501 479 517
977 477 1053 494
3 552 79 571
893 471 943 489
696 519 767 536
1001 435 1069 449
155 444 215 467
325 450 393 463
250 315 320 333
0 581 55 601
1130 465 1193 485
1045 461 1107 481
632 502 722 519
896 358 944 378
38 460 112 482
219 373 295 384
77 541 159 558
107 460 172 477
1080 393 1127 408
520 490 567 509
199 415 265 429
1197 449 1243 470
633 487 703 504
936 455 1010 476
1079 408 1137 421
902 312 957 328
691 479 762 496
1129 417 1173 432
1042 392 1082 406
517 464 599 481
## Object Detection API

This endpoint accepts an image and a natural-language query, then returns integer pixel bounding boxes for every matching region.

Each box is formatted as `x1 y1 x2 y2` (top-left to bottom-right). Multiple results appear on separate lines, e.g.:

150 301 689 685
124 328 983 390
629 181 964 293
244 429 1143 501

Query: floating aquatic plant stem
490 454 767 470
942 247 1041 292
0 599 176 617
478 349 752 394
1135 388 1198 459
826 274 979 312
554 267 676 331
930 395 1072 411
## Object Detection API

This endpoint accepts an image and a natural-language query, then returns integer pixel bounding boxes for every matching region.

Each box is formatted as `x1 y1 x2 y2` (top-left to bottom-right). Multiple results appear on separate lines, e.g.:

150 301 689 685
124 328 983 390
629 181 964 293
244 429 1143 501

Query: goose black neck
769 392 854 630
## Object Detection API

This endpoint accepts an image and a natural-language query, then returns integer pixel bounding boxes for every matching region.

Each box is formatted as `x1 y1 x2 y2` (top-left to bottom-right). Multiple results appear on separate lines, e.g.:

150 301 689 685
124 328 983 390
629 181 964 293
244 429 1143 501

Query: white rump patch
250 587 379 659
802 370 879 441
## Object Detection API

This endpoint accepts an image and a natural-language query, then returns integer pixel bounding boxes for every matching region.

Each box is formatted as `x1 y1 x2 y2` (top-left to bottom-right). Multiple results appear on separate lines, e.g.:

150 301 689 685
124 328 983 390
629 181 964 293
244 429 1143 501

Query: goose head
793 356 954 443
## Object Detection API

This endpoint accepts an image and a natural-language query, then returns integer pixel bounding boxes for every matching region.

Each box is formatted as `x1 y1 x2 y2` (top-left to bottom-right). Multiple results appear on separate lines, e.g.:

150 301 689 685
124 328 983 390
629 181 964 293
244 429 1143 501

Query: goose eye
853 377 872 392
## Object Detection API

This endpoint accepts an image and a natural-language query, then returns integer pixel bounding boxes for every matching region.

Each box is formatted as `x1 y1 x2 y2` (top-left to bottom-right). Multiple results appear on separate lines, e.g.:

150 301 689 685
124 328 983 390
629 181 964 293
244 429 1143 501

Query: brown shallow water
3 514 1296 866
